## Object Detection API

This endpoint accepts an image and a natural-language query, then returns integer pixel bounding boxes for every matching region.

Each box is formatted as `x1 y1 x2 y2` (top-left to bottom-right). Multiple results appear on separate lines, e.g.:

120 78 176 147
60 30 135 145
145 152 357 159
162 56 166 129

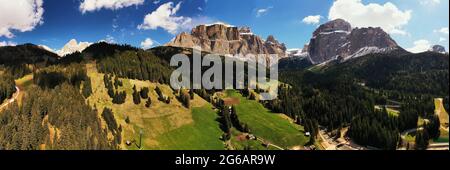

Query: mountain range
56 39 92 57
1 19 447 67
165 23 287 63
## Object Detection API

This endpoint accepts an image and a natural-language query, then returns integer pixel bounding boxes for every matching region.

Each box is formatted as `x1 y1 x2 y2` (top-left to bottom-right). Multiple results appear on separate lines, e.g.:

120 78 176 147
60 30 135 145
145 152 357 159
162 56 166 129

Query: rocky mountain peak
67 39 78 46
166 24 287 62
57 39 92 57
239 27 252 34
430 45 447 53
313 19 352 36
306 19 399 64
266 35 278 44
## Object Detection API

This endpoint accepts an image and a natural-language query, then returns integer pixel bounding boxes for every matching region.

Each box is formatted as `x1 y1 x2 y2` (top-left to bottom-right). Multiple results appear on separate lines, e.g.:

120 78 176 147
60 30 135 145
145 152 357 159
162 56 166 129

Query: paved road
0 86 20 111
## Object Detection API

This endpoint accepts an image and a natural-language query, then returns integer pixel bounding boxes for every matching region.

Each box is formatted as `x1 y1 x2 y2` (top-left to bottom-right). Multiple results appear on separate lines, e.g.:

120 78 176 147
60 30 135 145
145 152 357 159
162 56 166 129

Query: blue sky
0 0 448 53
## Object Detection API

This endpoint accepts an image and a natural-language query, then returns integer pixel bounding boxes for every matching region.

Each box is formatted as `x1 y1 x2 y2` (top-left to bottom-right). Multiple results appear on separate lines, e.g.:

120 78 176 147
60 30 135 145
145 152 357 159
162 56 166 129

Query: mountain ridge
165 23 287 63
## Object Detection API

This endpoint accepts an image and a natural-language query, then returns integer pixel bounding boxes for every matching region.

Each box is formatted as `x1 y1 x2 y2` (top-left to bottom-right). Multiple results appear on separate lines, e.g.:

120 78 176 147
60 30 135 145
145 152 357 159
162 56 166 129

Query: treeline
104 74 126 104
272 51 449 149
335 51 449 97
415 114 441 150
264 78 376 131
0 64 31 79
0 73 16 103
83 42 138 60
347 109 400 150
102 108 122 145
215 100 250 141
97 50 172 84
0 43 58 66
33 64 89 89
0 84 114 150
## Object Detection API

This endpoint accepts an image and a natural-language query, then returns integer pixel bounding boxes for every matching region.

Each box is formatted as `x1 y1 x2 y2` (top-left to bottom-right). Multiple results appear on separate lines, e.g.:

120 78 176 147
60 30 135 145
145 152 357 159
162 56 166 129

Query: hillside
324 51 449 97
0 43 59 65
85 63 225 150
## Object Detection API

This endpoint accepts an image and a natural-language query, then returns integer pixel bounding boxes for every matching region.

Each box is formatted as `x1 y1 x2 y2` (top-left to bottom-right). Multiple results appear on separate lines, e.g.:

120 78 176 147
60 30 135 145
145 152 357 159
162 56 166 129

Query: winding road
0 86 20 111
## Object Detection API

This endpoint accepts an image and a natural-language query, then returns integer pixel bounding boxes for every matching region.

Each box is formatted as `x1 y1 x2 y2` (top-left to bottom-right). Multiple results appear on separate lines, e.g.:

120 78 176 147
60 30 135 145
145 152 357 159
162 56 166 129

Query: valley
0 19 448 151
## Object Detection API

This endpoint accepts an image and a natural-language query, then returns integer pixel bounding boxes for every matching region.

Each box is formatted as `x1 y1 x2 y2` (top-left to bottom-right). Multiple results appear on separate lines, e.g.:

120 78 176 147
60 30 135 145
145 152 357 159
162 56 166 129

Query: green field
224 90 308 149
150 105 225 150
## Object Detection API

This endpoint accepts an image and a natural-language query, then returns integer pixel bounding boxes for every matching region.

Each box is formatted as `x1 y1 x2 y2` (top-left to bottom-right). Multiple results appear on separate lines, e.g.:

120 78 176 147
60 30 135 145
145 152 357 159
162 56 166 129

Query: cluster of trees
337 51 449 98
0 43 59 66
218 106 232 141
139 87 152 108
193 88 214 103
0 84 114 150
0 65 31 79
347 114 400 150
33 64 88 89
415 115 441 150
155 86 170 104
177 89 191 108
132 85 141 105
0 73 16 103
272 51 449 149
97 50 172 84
229 106 250 133
303 119 319 144
101 107 122 145
83 42 138 60
104 74 126 104
145 97 152 108
131 85 153 106
82 77 92 98
216 100 249 141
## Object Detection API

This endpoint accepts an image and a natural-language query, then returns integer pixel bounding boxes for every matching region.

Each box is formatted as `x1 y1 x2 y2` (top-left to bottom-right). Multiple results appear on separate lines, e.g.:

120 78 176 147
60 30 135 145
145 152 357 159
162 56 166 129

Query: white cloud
0 41 17 47
256 7 273 17
439 37 447 42
407 39 431 53
302 15 322 25
79 0 145 13
140 38 154 49
329 0 411 36
0 0 44 38
138 2 192 34
434 27 449 35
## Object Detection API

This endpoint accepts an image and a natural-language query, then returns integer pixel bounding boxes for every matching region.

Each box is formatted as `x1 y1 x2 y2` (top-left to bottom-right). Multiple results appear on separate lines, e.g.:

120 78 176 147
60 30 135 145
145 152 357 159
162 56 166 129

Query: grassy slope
434 98 449 124
14 74 33 107
224 90 308 149
86 63 223 150
155 105 224 150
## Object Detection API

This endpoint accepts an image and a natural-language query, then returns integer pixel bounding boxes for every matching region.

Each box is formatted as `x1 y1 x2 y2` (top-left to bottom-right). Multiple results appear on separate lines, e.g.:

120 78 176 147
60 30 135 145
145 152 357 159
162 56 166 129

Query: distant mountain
38 45 56 53
429 45 447 54
324 51 448 96
57 39 92 56
81 42 138 59
303 19 403 64
166 23 287 63
0 43 59 65
281 50 449 98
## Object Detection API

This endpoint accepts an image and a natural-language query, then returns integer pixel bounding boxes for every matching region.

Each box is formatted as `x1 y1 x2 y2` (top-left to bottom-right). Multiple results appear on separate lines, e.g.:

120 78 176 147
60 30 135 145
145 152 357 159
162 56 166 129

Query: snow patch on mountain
57 39 92 57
